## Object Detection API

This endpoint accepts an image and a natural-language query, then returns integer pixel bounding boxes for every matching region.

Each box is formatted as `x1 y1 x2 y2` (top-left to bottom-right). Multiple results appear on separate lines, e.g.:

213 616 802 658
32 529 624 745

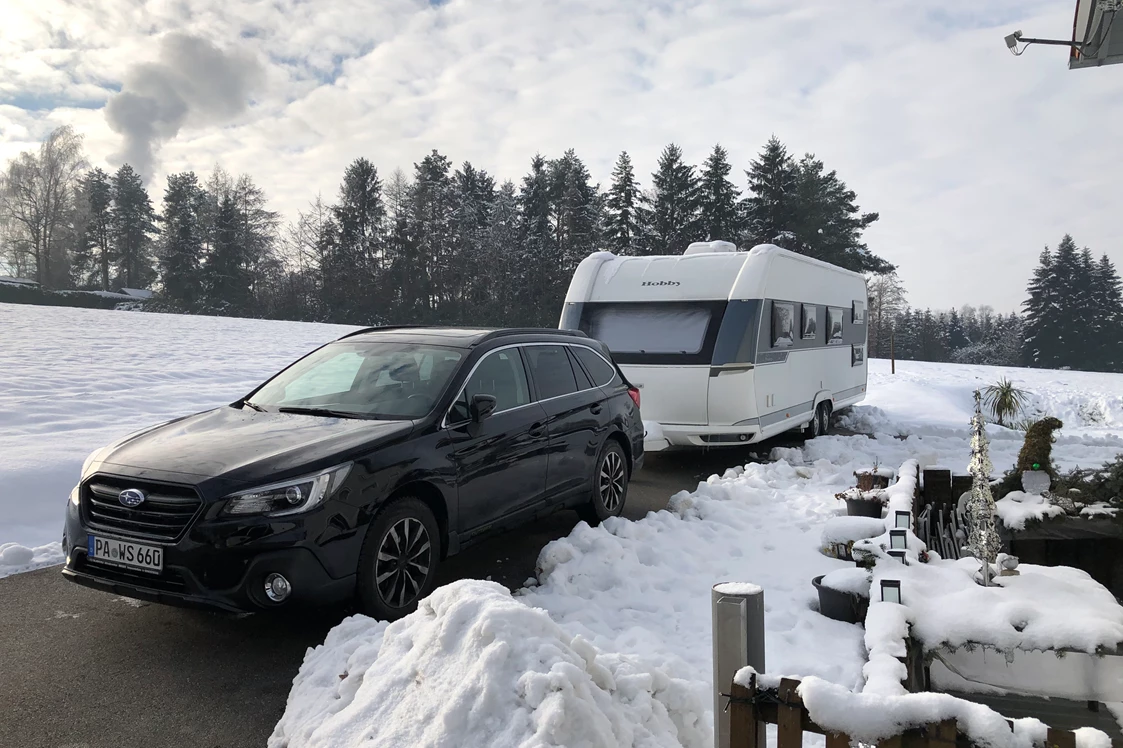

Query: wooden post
878 736 903 748
891 331 895 374
1047 728 1077 748
928 720 957 748
729 678 759 748
777 679 804 748
826 733 851 748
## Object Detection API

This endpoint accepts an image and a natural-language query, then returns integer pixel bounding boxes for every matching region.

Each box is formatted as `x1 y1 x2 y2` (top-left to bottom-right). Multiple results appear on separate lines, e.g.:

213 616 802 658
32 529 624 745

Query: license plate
87 535 163 573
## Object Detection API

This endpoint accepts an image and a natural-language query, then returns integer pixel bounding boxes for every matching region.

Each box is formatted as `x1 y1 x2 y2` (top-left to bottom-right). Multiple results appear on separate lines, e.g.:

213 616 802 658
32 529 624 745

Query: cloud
3 0 1123 311
104 32 263 180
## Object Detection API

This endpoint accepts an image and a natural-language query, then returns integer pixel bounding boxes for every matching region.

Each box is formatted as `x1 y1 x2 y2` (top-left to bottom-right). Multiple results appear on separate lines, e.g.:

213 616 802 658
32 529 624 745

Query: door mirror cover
469 393 498 422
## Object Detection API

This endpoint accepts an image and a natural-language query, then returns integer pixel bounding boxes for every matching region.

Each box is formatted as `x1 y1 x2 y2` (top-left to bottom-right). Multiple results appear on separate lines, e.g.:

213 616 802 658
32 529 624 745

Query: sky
2 0 1122 311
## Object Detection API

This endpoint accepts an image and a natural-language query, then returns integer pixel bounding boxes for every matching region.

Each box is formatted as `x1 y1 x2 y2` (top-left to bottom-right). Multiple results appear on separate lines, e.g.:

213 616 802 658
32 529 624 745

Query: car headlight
221 463 353 518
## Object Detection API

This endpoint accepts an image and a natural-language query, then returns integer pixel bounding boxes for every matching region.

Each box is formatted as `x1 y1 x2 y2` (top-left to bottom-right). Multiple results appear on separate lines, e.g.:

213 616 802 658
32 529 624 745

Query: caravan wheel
817 402 832 436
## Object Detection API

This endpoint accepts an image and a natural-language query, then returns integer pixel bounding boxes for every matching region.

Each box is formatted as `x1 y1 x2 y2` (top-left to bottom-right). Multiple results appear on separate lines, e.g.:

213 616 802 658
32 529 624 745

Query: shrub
981 377 1028 427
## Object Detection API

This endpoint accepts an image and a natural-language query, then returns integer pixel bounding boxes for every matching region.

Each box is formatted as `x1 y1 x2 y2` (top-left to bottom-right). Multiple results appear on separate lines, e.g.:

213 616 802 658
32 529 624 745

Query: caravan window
771 302 795 348
801 304 818 340
852 300 866 325
828 307 845 344
582 304 712 355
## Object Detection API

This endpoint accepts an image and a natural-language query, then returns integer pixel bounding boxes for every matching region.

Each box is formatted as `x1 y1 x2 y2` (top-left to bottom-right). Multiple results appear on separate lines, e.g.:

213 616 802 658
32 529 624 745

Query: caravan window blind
581 303 712 355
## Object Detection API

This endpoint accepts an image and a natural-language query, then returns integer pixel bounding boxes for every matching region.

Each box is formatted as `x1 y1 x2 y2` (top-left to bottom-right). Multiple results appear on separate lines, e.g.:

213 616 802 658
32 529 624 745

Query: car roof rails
336 325 430 340
476 328 589 344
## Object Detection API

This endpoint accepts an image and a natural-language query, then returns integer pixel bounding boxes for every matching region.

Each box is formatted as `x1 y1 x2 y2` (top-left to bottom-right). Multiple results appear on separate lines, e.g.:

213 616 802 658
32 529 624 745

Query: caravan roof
564 244 867 305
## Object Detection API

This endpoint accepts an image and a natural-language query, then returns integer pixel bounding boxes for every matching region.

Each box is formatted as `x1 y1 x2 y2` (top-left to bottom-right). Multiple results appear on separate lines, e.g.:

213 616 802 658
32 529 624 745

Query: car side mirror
469 394 497 422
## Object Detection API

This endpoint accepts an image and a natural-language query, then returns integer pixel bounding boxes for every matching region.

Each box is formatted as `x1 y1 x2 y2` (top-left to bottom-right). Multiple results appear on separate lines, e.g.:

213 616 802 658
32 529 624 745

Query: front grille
83 477 202 542
74 554 189 593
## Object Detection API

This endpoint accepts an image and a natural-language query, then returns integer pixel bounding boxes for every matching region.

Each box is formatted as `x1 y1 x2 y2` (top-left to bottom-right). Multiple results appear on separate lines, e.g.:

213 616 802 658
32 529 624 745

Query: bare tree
0 126 88 286
867 271 908 358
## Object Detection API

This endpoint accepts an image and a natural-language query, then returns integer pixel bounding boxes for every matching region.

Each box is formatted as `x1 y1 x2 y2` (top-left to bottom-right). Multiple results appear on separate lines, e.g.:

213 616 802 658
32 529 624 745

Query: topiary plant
1014 416 1064 478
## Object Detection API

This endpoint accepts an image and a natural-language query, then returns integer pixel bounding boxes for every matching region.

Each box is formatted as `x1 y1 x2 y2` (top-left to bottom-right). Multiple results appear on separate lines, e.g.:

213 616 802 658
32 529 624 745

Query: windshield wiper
241 399 267 412
277 406 371 420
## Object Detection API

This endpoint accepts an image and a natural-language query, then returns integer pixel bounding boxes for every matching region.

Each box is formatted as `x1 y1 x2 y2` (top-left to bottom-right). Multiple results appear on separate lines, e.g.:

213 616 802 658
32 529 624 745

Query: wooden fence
729 676 1094 748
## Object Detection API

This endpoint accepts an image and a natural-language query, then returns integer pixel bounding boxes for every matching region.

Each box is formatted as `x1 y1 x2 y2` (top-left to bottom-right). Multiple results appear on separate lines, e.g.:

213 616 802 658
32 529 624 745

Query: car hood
93 406 414 491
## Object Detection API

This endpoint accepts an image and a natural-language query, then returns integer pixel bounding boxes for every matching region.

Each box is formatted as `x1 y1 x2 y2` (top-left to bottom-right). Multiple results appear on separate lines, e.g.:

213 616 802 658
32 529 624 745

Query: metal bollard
712 582 765 748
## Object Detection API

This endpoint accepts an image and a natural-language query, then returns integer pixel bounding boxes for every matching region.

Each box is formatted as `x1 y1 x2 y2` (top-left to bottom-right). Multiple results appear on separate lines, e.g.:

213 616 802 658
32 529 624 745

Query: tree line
0 127 889 326
3 127 1120 373
867 234 1123 372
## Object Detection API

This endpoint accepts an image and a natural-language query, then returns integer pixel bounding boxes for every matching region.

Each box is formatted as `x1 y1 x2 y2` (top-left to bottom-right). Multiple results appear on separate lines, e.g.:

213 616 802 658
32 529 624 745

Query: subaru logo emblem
119 488 146 508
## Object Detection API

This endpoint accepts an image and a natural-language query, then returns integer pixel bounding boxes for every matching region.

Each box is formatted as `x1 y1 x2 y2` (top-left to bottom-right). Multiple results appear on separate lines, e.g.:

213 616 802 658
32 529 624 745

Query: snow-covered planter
812 568 871 624
837 487 886 518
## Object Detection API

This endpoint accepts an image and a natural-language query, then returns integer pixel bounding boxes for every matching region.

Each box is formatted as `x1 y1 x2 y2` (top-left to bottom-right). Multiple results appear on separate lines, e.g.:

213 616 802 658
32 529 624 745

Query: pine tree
1090 254 1123 371
110 164 157 290
605 151 643 255
331 158 385 323
549 149 601 279
77 168 113 290
202 194 253 315
158 171 207 309
451 161 495 323
516 154 555 324
742 136 798 248
697 144 741 243
410 151 455 322
966 390 1001 582
791 153 890 273
481 181 520 325
646 143 700 255
946 308 969 351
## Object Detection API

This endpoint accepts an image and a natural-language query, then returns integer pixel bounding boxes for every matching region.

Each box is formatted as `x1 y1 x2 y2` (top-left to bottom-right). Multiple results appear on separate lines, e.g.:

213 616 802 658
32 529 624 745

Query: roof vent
683 240 738 256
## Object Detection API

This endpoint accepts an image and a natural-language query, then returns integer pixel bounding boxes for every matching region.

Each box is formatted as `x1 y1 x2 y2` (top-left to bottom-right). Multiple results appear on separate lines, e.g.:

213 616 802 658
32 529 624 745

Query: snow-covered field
4 303 1123 746
0 303 354 576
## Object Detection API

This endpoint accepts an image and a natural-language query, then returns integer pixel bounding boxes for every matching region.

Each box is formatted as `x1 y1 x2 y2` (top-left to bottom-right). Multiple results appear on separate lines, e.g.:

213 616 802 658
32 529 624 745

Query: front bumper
61 488 356 613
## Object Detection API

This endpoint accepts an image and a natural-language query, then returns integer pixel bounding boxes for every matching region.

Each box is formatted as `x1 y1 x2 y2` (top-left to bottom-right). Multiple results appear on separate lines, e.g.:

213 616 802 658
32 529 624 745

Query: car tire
356 497 440 621
577 439 629 526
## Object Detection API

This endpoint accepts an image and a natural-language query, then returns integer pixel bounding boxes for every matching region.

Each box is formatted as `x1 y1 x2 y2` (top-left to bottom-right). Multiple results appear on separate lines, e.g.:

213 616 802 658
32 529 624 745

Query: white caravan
559 241 868 451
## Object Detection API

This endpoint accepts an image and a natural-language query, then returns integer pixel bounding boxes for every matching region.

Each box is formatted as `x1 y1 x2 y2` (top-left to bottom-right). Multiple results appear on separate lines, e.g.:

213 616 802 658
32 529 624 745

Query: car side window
526 345 579 400
572 346 616 387
448 349 530 423
566 347 594 390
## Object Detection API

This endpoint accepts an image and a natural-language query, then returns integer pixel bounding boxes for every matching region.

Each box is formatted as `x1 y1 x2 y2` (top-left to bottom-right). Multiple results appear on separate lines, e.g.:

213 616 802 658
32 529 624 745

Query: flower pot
812 575 869 624
1021 470 1051 496
846 498 883 518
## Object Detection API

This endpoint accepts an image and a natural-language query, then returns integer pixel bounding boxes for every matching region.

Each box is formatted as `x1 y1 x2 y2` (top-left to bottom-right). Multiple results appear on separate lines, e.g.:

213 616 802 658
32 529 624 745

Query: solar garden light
880 579 902 605
894 511 911 529
888 550 907 563
889 529 907 550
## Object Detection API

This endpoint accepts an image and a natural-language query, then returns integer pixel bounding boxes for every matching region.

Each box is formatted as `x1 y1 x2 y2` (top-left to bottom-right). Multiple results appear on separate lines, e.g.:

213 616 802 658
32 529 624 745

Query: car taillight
627 386 641 409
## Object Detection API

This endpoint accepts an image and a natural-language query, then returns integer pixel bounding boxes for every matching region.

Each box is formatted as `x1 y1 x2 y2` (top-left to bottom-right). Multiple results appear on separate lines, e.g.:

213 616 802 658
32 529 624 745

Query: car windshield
247 341 464 419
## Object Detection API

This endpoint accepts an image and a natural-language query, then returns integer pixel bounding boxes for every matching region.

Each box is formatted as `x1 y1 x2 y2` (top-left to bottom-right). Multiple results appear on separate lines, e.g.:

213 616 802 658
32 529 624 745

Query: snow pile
0 303 354 556
270 580 708 748
906 559 1123 655
819 567 871 597
520 458 868 703
821 516 887 546
995 491 1066 531
0 541 65 579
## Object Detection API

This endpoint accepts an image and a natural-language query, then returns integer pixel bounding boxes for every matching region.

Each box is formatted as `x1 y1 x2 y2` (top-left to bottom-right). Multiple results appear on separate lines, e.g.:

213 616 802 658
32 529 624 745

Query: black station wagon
62 327 644 620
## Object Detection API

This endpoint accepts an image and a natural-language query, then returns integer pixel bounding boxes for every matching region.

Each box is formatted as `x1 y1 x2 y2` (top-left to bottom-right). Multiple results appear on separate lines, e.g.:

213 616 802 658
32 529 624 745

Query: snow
713 582 763 597
6 303 1123 742
270 580 708 748
0 303 355 560
819 568 871 597
821 517 887 545
995 491 1066 530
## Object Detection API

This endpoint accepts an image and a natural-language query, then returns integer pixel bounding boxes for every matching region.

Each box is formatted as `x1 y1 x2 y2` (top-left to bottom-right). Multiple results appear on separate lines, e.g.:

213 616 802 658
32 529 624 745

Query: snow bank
0 541 65 579
995 491 1066 530
270 580 708 748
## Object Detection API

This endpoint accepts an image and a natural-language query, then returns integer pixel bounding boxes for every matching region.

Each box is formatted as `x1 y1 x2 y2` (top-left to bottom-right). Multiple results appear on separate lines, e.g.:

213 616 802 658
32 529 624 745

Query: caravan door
574 301 722 427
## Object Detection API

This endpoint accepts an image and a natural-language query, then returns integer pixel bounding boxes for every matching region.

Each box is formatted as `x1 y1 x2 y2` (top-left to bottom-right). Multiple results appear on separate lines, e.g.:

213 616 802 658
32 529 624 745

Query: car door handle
528 422 546 437
589 404 603 415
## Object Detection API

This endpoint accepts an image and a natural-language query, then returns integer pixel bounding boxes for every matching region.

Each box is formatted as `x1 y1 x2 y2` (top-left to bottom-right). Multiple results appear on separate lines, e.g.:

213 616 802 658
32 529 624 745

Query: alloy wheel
599 449 626 513
375 517 432 608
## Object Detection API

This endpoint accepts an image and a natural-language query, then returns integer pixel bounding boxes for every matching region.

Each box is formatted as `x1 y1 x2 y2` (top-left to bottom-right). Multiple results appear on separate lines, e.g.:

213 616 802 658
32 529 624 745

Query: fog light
264 573 291 602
